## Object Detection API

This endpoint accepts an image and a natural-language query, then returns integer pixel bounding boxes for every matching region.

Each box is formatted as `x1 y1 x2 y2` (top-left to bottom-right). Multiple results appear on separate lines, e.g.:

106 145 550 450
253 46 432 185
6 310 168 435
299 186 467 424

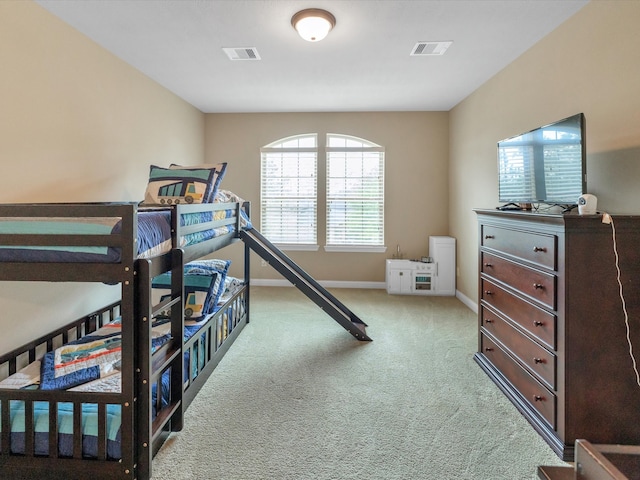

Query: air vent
410 41 452 56
222 47 261 61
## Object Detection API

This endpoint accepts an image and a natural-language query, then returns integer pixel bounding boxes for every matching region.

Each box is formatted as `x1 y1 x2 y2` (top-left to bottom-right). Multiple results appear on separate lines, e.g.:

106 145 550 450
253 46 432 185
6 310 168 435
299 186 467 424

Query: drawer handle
533 357 545 364
484 235 495 239
484 290 493 296
484 318 493 324
533 283 544 290
533 246 547 252
533 395 545 402
483 263 493 268
533 320 545 327
484 347 494 352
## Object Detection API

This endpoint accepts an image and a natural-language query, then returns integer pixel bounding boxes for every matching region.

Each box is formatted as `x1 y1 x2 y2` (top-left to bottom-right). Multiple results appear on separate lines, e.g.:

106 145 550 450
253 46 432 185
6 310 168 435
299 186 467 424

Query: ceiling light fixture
291 8 336 42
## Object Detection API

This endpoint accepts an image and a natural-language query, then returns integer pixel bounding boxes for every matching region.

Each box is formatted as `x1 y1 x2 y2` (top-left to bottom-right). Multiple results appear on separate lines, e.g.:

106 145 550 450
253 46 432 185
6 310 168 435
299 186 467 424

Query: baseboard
456 289 478 313
250 279 479 313
250 278 386 289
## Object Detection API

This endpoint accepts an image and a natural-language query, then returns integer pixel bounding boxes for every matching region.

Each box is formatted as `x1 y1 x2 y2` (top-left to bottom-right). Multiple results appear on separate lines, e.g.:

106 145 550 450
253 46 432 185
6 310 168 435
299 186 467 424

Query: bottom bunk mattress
0 277 246 460
4 401 123 459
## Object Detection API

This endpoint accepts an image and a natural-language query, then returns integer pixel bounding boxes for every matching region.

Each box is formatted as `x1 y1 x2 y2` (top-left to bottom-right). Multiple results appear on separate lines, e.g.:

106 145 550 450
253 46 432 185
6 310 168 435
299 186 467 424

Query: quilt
39 319 171 391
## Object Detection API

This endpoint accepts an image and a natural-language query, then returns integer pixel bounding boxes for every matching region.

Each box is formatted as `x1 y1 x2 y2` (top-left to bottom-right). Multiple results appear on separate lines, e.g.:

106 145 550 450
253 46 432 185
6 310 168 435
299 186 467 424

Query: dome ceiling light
291 8 336 42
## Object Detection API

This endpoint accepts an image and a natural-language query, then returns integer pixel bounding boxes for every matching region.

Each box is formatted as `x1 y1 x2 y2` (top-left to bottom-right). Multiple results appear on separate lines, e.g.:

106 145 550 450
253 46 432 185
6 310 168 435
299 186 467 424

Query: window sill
323 245 387 253
273 244 319 252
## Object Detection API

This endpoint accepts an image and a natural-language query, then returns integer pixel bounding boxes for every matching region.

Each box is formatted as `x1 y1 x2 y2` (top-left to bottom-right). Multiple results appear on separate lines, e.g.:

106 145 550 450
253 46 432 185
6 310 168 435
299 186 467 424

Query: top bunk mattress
0 210 171 263
0 202 250 264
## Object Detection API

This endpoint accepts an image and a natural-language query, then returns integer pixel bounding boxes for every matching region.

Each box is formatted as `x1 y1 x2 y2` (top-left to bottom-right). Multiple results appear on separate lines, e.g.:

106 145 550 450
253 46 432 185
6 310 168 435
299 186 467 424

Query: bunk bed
0 199 251 480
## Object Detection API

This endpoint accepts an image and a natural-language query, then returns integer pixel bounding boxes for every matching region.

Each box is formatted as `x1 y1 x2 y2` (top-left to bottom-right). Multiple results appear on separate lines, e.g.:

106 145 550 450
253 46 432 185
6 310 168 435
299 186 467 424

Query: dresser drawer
481 252 556 309
481 333 556 428
481 279 556 349
481 306 556 389
481 224 557 270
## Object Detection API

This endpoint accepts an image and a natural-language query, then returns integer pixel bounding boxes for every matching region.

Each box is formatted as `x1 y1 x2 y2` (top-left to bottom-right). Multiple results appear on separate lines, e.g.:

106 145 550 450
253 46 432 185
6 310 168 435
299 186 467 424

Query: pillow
183 259 231 311
152 270 223 321
213 189 244 204
185 259 231 276
169 163 227 203
151 259 230 320
218 275 244 306
212 189 252 229
143 164 225 205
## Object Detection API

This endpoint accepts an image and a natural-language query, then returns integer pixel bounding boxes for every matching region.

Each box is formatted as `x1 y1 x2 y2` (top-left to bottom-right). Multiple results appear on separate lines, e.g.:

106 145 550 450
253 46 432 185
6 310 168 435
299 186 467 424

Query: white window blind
326 134 384 248
260 134 317 245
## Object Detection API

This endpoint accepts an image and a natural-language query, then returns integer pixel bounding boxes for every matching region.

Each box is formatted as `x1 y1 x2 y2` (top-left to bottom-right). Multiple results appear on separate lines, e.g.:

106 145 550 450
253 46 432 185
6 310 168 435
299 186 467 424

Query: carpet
152 287 568 479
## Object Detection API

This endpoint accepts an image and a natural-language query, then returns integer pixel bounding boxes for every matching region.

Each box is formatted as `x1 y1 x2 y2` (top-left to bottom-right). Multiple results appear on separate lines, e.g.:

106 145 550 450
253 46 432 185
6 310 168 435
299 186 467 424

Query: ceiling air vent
410 41 452 56
222 47 261 61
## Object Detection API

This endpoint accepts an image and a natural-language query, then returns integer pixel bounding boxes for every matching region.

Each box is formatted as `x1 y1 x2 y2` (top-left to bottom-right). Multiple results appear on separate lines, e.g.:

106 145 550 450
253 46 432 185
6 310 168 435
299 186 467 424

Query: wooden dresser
474 209 640 461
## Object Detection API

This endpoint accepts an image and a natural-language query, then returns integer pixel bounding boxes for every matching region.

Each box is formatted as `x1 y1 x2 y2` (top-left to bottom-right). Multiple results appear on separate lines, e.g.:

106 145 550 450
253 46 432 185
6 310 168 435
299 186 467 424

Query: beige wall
0 1 204 351
4 0 639 350
205 112 450 282
449 1 640 305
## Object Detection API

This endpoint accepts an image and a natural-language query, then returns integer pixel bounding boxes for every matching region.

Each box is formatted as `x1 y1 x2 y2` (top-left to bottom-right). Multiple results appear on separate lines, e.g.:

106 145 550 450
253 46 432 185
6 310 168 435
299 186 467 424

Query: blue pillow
151 259 230 320
184 259 231 309
152 271 221 320
185 259 231 275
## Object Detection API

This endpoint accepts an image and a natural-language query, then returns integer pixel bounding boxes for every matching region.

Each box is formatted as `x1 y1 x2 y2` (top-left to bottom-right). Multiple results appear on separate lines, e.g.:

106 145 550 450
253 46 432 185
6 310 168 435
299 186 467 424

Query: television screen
498 113 586 205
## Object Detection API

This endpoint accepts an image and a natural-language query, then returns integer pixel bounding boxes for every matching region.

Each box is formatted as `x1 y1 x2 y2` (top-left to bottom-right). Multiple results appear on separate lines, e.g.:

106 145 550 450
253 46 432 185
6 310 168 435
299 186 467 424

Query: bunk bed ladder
240 228 372 342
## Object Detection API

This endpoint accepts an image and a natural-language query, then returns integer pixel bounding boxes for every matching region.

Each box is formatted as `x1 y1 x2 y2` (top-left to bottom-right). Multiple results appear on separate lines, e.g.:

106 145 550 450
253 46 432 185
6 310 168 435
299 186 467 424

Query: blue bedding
0 297 243 460
0 206 249 263
1 314 226 459
0 211 172 263
4 401 122 459
39 319 171 391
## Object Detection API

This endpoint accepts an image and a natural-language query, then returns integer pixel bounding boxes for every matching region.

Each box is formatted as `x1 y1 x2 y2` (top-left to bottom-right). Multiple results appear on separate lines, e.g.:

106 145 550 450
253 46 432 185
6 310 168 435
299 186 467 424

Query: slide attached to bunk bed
240 227 372 342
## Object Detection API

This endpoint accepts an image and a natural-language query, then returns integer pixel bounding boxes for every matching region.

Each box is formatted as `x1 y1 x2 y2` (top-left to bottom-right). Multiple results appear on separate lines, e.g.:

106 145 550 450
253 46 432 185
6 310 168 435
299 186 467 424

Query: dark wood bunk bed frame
0 201 251 480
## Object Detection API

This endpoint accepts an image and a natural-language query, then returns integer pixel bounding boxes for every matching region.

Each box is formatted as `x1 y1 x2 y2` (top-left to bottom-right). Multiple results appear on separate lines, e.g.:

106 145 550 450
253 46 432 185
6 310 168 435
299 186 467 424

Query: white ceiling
35 0 589 113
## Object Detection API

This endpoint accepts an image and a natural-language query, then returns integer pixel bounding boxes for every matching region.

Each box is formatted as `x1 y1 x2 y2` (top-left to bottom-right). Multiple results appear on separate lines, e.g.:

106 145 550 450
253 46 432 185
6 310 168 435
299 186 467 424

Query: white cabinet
385 260 411 294
429 236 456 296
386 260 436 294
386 236 456 296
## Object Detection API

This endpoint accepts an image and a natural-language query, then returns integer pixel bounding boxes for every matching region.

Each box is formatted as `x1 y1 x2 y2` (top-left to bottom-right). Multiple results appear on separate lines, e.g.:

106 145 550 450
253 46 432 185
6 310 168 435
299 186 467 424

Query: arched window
260 133 385 252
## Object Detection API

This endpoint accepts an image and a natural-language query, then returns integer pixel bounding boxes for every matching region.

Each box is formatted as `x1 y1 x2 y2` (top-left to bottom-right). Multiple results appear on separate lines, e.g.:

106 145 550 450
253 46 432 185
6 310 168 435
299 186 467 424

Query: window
326 134 385 251
260 134 317 247
260 133 385 253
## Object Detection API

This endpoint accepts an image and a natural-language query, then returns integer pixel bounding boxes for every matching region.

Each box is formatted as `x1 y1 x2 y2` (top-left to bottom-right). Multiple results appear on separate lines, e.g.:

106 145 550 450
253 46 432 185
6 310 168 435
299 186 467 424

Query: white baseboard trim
250 278 386 289
456 289 478 314
250 279 479 314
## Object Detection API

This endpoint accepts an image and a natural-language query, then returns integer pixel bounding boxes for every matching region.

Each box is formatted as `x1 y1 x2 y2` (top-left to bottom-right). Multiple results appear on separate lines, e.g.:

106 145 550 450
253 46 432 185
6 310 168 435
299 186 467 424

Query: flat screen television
497 113 586 207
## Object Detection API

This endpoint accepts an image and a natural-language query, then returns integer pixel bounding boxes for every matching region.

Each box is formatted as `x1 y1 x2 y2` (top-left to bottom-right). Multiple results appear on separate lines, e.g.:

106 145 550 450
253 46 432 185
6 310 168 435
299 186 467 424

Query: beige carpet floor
152 286 569 479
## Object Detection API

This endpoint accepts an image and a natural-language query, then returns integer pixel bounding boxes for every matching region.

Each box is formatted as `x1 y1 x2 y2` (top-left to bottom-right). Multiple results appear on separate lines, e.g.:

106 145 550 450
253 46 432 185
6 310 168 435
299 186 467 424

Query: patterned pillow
169 163 227 203
185 259 231 276
213 189 244 204
143 164 226 205
152 270 223 320
151 259 230 320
